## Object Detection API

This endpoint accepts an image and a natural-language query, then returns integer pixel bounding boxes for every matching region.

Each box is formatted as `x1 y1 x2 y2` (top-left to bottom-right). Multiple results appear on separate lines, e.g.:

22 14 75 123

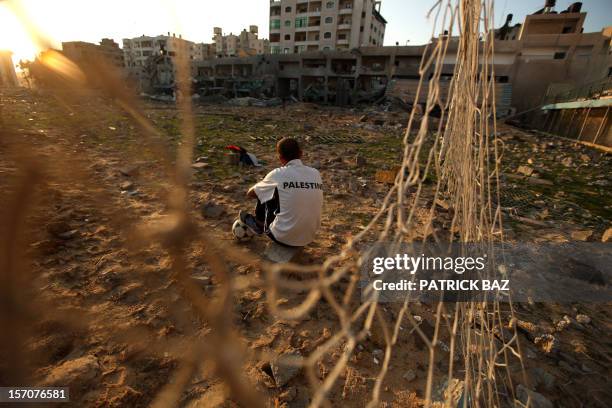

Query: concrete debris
575 314 591 325
120 181 135 191
228 97 282 108
570 229 593 241
271 351 302 387
602 227 612 242
191 162 210 170
554 315 572 331
534 334 558 353
517 165 534 176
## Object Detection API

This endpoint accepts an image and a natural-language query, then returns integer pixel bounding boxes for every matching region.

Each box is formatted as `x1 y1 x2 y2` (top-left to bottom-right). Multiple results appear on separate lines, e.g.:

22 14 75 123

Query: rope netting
0 0 530 407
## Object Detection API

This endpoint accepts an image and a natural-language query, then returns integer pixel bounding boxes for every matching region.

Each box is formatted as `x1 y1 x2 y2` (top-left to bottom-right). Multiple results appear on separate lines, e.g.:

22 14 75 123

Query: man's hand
247 187 257 199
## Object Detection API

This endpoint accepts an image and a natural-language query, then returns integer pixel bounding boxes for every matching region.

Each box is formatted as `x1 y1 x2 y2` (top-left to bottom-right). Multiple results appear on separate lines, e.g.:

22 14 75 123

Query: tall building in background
269 0 386 54
213 26 270 58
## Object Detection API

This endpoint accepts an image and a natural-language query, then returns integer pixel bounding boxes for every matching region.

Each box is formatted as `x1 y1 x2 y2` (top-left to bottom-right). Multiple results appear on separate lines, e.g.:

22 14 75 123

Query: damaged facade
213 26 270 58
191 2 610 127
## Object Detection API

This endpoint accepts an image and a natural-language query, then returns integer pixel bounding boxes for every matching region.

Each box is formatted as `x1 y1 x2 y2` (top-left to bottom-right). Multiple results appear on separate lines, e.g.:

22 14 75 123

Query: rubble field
0 88 611 407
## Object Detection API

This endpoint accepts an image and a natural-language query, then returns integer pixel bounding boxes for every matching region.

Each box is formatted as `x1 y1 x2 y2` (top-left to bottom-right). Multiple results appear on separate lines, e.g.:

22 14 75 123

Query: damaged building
213 26 270 58
190 1 610 142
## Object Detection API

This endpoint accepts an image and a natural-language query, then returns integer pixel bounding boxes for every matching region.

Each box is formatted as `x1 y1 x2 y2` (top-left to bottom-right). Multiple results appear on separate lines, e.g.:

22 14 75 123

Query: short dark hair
276 137 302 161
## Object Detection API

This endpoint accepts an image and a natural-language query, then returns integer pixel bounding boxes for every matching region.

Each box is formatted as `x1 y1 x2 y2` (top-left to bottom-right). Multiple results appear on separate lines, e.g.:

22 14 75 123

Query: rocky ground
0 87 610 407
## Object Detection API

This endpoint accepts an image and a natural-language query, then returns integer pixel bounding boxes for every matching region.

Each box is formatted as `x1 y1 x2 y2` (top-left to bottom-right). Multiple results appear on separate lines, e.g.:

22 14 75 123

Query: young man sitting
240 137 323 247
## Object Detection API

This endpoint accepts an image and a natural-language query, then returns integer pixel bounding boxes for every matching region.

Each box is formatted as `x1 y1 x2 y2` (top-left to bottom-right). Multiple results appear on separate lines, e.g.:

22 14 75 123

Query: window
285 34 291 40
324 32 332 39
553 52 566 59
325 16 333 24
323 46 331 51
285 20 292 27
326 1 335 9
283 48 290 54
296 17 308 28
270 19 281 29
271 46 281 54
338 34 347 40
562 26 573 34
360 26 364 32
362 11 366 18
285 6 292 12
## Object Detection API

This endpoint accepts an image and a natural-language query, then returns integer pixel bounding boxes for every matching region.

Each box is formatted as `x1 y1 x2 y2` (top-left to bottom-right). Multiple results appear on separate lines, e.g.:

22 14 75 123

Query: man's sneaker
239 210 264 235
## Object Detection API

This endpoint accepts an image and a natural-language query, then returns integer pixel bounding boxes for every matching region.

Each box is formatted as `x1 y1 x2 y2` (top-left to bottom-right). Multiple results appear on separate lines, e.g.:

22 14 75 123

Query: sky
1 0 611 63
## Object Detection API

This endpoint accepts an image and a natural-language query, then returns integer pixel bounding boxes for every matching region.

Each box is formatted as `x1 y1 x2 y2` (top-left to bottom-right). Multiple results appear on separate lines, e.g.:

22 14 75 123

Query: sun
0 3 40 64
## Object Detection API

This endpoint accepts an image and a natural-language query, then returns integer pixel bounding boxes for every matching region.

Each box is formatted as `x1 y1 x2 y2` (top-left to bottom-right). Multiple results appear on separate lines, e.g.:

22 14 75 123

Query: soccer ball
232 219 254 241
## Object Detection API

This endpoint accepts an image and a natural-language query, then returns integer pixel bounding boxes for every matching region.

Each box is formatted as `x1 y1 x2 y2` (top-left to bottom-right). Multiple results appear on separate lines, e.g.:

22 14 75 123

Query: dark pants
254 189 296 247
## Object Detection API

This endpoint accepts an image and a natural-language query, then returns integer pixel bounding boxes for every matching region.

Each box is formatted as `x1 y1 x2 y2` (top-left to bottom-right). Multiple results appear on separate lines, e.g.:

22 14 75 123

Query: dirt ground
0 88 611 407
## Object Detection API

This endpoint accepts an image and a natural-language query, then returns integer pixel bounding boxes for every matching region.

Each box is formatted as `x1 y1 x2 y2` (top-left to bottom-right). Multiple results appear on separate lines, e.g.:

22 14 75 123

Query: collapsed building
189 1 611 145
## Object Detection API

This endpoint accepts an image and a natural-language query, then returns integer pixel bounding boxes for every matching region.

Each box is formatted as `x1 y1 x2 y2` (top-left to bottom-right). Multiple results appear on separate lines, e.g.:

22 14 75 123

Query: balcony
338 23 352 30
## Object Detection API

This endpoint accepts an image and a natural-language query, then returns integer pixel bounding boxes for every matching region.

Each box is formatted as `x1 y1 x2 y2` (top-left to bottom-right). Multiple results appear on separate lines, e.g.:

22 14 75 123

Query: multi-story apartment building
213 26 269 58
269 0 386 54
122 33 200 70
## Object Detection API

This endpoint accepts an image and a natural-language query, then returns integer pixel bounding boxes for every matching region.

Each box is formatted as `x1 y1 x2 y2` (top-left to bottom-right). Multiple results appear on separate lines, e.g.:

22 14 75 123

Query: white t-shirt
253 159 323 247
